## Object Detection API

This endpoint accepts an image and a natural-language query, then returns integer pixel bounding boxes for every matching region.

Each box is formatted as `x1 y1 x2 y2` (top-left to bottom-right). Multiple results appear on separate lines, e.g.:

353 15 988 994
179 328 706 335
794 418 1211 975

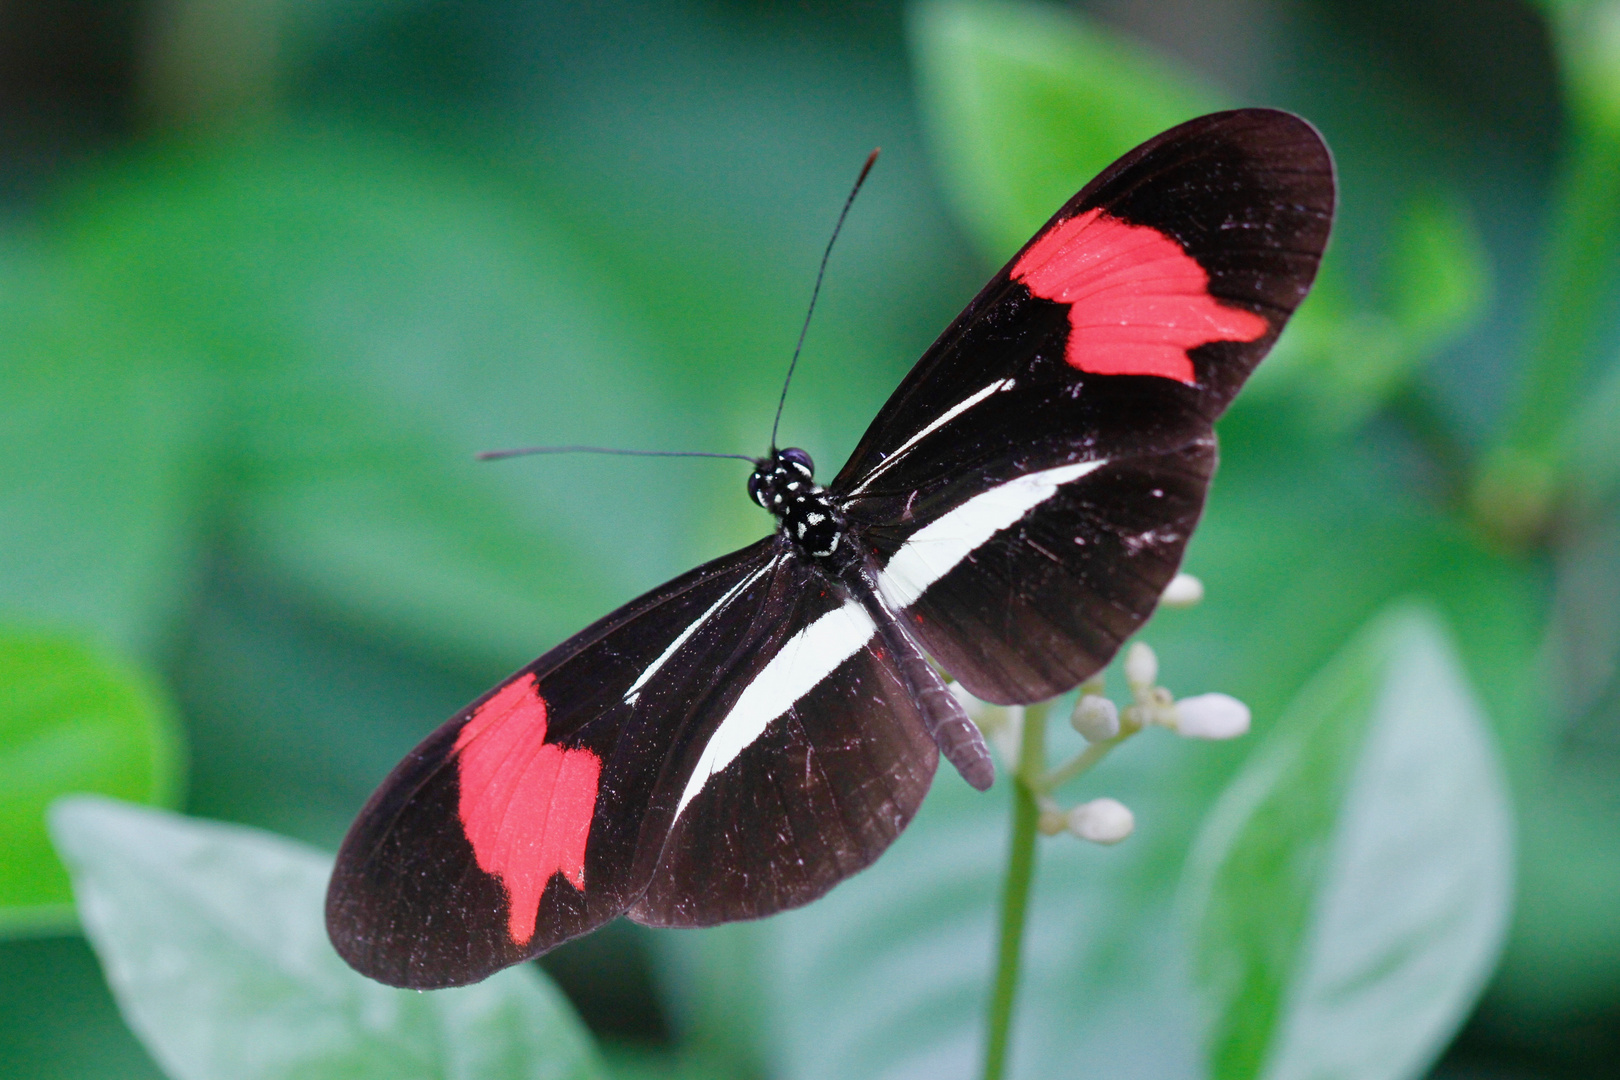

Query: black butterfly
327 109 1335 989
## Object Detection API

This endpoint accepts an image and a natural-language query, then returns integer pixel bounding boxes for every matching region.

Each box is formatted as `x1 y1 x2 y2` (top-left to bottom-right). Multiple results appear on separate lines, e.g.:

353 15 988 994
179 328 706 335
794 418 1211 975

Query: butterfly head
749 447 815 510
750 448 847 561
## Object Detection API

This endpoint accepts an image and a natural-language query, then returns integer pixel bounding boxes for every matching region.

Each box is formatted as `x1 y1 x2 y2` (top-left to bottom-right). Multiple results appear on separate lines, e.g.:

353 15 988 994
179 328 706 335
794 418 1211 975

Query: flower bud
1070 694 1120 742
1171 693 1251 740
1066 798 1134 844
1038 806 1069 836
1124 641 1158 691
1159 573 1205 608
989 705 1024 766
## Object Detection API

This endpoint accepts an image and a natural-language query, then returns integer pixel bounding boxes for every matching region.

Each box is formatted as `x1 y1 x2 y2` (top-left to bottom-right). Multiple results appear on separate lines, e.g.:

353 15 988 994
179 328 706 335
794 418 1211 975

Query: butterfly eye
780 447 814 477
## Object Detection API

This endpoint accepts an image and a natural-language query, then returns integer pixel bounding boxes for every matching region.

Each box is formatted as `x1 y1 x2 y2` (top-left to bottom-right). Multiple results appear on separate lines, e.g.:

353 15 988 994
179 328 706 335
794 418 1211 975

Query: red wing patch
1011 208 1268 384
453 673 602 946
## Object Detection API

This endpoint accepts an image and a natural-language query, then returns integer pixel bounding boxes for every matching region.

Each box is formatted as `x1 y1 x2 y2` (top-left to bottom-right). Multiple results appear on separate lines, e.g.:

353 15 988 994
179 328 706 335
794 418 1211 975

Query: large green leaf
49 796 605 1080
0 266 203 658
908 0 1219 260
1260 187 1493 435
1383 188 1492 354
46 129 681 672
0 629 183 935
1183 605 1514 1080
1554 352 1620 511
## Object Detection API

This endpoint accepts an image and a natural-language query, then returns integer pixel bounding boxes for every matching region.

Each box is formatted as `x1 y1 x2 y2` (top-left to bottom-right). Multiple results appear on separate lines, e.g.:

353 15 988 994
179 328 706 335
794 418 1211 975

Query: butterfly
326 109 1335 989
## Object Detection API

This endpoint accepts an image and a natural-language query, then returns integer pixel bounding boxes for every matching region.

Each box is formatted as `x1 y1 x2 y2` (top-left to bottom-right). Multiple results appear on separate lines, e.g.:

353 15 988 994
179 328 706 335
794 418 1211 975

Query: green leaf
1384 187 1492 352
0 630 183 935
0 269 202 657
908 0 1220 260
1477 2 1620 539
48 796 605 1080
47 129 683 671
1553 351 1620 511
1183 605 1514 1080
1254 184 1493 436
1244 290 1408 435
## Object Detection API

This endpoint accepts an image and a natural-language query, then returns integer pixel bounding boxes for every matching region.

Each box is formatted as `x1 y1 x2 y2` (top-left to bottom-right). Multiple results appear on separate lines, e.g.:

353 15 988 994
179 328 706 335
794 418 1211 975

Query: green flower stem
1039 719 1137 794
983 702 1047 1080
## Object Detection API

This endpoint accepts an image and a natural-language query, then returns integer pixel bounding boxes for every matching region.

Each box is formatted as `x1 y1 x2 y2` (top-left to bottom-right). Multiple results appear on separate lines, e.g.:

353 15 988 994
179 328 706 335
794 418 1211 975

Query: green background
1 0 1616 1077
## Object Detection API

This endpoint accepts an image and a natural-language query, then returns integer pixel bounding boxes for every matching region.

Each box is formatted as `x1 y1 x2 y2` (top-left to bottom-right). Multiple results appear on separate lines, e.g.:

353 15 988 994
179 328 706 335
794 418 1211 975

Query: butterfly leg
852 583 994 791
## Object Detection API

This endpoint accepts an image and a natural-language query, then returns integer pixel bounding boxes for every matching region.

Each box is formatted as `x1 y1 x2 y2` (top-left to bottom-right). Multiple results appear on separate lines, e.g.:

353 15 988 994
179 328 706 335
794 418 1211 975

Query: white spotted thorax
749 447 845 561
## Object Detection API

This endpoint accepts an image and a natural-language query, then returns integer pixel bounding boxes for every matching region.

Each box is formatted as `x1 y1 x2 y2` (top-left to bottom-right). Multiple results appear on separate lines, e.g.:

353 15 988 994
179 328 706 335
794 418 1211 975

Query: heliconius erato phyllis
327 109 1335 989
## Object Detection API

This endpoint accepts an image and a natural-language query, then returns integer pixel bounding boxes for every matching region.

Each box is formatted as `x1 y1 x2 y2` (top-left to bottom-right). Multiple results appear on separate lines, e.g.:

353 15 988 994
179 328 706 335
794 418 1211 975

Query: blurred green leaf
1554 352 1620 511
1385 188 1492 352
44 129 688 671
0 270 203 657
1184 605 1514 1080
908 0 1220 260
1246 297 1408 435
0 629 183 935
1255 184 1492 438
1231 179 1489 439
1478 0 1620 540
48 796 605 1080
1252 182 1494 436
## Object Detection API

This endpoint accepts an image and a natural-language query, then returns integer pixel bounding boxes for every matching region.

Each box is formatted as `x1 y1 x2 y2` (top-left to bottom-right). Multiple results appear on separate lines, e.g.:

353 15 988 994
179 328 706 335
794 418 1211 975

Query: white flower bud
1171 693 1251 740
1070 694 1120 742
1124 642 1158 691
1066 798 1134 844
1159 573 1205 608
990 705 1024 766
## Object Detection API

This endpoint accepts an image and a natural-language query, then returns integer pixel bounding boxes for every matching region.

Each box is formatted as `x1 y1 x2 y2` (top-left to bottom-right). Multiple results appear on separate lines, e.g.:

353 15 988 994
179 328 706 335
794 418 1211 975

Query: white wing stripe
625 557 778 705
876 459 1108 610
673 459 1108 819
675 599 876 818
847 379 1015 496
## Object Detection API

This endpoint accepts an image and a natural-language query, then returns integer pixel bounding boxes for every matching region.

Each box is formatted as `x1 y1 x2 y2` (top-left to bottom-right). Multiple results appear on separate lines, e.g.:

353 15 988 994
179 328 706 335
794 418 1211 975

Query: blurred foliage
0 630 183 933
49 796 604 1080
0 0 1618 1078
1184 606 1512 1080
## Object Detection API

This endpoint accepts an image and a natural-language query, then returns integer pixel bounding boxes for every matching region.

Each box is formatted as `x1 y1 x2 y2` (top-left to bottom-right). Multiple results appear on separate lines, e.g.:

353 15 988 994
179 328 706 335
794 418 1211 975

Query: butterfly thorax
749 447 846 562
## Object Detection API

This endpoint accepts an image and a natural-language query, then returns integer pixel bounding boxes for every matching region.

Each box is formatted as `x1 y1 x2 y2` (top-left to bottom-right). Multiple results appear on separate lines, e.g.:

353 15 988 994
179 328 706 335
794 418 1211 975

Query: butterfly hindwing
862 440 1215 703
326 539 943 986
629 556 938 927
326 539 783 988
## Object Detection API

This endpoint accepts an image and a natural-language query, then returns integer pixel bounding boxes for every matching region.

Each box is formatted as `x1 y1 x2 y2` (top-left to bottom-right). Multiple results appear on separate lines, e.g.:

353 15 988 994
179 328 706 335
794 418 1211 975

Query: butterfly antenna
477 445 755 463
769 147 880 450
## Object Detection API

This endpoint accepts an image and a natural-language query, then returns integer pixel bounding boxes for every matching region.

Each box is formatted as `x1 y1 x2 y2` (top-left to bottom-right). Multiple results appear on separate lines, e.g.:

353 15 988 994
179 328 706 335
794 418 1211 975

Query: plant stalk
982 703 1047 1080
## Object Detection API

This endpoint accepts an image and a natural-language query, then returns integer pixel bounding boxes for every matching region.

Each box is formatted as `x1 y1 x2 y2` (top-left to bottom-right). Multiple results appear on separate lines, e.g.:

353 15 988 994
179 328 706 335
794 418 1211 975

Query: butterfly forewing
831 109 1333 703
832 109 1331 495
